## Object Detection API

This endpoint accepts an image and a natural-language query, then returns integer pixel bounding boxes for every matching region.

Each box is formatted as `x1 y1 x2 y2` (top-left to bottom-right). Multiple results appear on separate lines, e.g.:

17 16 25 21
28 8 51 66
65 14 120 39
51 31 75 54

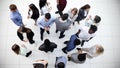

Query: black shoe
59 35 65 39
76 48 81 51
30 40 35 44
26 51 32 57
55 30 58 33
47 31 50 34
64 41 68 44
68 56 71 61
55 11 59 14
62 48 67 54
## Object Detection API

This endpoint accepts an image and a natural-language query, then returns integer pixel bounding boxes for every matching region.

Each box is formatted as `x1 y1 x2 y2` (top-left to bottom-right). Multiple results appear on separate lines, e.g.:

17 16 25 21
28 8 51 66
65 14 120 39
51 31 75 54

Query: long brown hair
81 4 91 10
71 8 78 15
12 44 20 55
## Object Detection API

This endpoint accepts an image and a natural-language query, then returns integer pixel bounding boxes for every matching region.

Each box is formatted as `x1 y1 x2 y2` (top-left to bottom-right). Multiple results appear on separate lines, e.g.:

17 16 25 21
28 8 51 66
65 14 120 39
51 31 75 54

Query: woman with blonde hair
67 8 78 25
77 44 104 58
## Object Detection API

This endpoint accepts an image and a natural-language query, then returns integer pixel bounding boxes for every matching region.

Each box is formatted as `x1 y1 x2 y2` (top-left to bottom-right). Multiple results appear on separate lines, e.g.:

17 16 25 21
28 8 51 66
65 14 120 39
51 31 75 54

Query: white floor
0 0 120 68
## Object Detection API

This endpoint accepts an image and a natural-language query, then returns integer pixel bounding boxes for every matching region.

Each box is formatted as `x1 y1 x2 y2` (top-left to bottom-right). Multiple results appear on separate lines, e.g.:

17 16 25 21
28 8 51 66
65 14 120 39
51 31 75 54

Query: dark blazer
76 9 88 21
39 42 57 52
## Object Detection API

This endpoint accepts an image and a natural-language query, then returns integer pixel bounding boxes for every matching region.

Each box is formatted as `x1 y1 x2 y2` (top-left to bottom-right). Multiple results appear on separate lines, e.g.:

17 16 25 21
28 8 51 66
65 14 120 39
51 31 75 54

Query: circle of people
9 0 104 68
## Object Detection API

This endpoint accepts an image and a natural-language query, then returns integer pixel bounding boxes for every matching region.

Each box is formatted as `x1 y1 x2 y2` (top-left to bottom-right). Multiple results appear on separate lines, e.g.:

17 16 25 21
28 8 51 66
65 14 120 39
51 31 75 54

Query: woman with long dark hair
75 4 91 24
28 3 39 25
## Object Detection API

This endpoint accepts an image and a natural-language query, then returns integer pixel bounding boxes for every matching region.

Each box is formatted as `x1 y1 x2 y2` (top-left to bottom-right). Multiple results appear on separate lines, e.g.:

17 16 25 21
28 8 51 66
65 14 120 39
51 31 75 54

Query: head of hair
44 39 50 46
12 44 20 55
33 63 44 68
61 13 69 21
89 25 98 33
39 0 47 9
71 8 78 15
45 13 51 20
78 53 86 61
96 45 104 55
81 4 91 10
29 3 38 11
57 62 65 68
74 39 81 45
94 15 101 23
9 4 17 11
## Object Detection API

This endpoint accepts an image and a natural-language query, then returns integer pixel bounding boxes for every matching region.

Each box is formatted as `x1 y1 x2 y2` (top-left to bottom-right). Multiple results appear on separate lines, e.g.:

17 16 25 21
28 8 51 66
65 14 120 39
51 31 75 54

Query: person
39 0 47 9
9 4 24 26
55 13 72 39
55 56 67 68
77 25 97 47
12 44 32 57
62 33 81 54
55 0 67 16
75 4 91 24
85 15 101 27
67 49 86 64
77 44 104 58
28 3 40 25
33 59 48 68
37 13 55 41
38 39 57 53
17 26 35 44
39 0 51 16
67 8 78 25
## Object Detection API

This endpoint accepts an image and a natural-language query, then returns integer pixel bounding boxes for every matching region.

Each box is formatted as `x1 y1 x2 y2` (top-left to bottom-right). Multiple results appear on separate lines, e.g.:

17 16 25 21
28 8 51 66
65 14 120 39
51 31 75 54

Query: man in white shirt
37 13 55 41
77 25 97 47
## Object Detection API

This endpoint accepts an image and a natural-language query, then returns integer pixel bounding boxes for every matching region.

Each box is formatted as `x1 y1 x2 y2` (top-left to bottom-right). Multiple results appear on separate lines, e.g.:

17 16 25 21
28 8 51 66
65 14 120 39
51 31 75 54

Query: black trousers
17 32 35 44
81 40 85 47
27 32 35 44
56 29 65 37
57 4 63 16
17 32 23 41
40 28 50 40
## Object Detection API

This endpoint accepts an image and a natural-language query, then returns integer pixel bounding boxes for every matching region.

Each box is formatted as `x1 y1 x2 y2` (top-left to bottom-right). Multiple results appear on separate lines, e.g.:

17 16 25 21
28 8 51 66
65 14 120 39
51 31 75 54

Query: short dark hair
74 39 81 45
9 4 17 10
44 39 50 46
57 62 65 68
89 25 98 33
94 15 101 23
61 13 68 21
45 13 51 19
78 53 86 61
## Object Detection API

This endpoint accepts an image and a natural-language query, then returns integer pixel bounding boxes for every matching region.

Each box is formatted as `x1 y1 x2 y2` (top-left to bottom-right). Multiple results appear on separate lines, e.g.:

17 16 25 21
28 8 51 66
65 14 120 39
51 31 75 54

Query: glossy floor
0 0 120 68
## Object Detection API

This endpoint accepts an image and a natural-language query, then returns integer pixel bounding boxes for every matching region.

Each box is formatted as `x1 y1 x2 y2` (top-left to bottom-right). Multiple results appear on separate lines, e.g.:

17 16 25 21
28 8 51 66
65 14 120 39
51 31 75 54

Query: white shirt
88 45 99 57
41 5 50 16
85 19 99 27
79 26 95 40
68 9 78 22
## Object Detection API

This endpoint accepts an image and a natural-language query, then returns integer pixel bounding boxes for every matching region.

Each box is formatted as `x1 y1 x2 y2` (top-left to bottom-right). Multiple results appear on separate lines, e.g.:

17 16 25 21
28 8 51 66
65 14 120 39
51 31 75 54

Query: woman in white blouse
85 15 101 27
67 8 78 25
40 1 51 16
77 44 104 58
12 43 32 57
